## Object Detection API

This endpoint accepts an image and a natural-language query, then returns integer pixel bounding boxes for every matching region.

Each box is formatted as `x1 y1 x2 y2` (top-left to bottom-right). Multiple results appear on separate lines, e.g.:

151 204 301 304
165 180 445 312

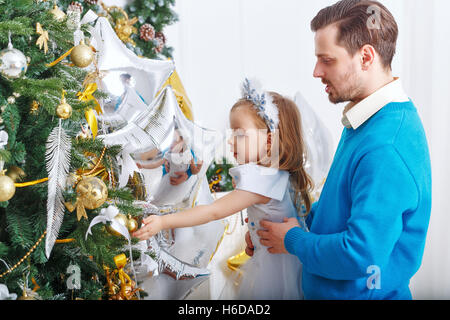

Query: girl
133 79 313 299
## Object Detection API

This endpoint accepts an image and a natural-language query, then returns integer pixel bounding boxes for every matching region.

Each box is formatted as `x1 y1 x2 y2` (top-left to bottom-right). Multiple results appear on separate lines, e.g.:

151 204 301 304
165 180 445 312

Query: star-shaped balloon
90 17 174 115
294 92 334 199
98 85 220 208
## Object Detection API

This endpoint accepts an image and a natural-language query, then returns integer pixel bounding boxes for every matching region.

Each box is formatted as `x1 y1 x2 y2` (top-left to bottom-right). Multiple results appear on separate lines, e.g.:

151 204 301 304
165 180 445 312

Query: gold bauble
76 176 108 210
0 173 15 202
106 213 129 237
17 293 36 300
126 217 139 233
70 41 94 68
5 166 26 182
50 4 66 21
56 97 72 119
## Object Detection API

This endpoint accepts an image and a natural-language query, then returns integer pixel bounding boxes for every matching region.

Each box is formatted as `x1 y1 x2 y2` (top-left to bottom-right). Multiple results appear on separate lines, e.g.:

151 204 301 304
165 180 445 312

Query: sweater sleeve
284 145 419 280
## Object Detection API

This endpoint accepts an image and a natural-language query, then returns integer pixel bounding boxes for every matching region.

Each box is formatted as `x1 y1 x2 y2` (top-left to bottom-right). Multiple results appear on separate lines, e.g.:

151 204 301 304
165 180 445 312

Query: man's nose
313 62 324 79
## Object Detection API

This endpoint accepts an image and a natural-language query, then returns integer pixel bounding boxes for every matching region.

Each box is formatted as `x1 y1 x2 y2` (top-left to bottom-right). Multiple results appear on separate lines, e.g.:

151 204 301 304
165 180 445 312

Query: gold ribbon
111 254 139 300
45 47 75 68
36 23 49 54
15 177 49 187
77 83 101 139
84 109 98 140
55 238 76 244
158 61 194 121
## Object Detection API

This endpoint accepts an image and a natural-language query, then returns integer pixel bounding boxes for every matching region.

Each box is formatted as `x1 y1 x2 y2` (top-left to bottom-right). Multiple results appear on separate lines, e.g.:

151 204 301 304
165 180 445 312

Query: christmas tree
57 0 178 59
0 0 145 300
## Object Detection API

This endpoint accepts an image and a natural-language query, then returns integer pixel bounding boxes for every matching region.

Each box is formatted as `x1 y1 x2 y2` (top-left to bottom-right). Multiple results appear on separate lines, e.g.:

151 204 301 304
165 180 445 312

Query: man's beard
326 70 363 104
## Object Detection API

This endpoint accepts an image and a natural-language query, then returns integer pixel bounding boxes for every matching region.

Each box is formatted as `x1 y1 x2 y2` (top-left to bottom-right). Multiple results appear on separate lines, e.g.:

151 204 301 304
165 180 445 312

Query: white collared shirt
341 77 410 129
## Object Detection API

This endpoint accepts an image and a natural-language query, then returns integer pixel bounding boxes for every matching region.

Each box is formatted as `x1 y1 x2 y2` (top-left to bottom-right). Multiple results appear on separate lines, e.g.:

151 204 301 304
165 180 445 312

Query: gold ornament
105 213 129 237
56 89 72 119
0 170 15 202
70 40 94 68
107 254 140 300
65 176 108 220
5 166 26 182
227 251 250 272
30 100 40 115
49 4 66 21
36 23 49 54
101 4 138 46
126 216 139 233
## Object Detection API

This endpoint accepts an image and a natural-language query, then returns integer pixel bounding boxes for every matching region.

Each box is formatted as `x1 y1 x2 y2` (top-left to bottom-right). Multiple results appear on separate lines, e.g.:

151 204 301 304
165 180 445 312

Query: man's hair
311 0 398 69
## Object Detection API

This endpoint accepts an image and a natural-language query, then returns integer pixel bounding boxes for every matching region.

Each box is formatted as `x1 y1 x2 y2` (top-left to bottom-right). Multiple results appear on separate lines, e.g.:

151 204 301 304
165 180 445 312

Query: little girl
133 79 313 299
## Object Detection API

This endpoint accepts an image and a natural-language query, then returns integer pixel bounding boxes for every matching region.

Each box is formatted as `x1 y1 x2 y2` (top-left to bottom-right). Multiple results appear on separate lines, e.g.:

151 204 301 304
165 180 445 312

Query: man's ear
360 44 376 70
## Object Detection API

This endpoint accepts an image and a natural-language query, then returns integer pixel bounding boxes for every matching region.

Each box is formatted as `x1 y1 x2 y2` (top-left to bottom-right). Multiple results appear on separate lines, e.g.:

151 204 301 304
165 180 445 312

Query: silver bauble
0 44 27 80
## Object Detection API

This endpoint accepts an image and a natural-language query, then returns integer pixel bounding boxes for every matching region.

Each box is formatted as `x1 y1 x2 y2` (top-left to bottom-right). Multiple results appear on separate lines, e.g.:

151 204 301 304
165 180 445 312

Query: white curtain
162 0 450 300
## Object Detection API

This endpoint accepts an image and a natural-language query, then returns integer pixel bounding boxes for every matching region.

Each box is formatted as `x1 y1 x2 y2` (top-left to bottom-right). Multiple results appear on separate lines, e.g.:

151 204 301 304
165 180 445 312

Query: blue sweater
284 100 432 300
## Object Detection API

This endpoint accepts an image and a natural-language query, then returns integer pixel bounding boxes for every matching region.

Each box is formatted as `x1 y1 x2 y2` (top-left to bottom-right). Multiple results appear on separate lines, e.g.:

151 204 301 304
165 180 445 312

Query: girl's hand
136 162 143 169
132 215 163 240
189 159 203 175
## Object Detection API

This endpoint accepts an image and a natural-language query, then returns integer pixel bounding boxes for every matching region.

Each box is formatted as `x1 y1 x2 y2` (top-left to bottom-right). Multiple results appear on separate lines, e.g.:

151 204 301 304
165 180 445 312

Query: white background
105 0 450 300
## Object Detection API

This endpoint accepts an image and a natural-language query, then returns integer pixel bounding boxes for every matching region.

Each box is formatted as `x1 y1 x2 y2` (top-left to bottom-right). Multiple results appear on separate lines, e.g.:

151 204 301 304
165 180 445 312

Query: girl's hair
231 93 314 214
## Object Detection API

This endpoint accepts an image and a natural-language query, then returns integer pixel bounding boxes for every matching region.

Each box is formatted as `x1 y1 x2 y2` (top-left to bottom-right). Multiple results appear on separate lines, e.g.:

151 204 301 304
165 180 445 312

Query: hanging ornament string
13 147 107 188
0 231 46 279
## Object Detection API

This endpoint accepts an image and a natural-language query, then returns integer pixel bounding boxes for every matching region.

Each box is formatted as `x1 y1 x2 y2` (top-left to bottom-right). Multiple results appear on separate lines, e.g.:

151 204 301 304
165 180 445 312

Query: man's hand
170 171 188 185
257 217 300 254
244 217 254 256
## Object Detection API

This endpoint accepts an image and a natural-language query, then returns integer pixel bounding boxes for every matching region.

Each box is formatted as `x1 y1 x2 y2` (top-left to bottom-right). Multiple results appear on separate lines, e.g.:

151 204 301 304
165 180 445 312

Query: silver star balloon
90 16 174 116
98 85 220 208
294 91 334 199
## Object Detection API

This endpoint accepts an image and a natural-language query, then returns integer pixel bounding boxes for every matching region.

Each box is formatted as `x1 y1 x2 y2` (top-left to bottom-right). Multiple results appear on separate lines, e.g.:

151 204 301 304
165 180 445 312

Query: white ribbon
85 205 141 299
0 130 8 171
124 240 159 276
118 145 140 188
85 205 130 241
0 284 17 300
74 9 99 46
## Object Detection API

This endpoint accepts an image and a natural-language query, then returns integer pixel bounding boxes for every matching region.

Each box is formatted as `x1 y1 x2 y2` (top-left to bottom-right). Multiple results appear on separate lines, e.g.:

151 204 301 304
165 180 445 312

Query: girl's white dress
222 163 304 300
150 148 197 206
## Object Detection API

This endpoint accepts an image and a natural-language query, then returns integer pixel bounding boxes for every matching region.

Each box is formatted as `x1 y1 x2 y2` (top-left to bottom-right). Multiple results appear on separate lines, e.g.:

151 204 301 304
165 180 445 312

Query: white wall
163 0 450 300
104 0 450 300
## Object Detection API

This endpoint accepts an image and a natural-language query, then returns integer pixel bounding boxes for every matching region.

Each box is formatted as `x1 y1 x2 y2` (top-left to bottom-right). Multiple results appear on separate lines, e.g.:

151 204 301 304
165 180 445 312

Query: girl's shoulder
229 163 290 201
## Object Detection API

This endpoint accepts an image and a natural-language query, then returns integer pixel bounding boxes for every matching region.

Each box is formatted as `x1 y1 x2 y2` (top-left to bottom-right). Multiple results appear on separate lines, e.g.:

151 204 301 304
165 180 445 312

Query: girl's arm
133 189 270 240
136 158 165 169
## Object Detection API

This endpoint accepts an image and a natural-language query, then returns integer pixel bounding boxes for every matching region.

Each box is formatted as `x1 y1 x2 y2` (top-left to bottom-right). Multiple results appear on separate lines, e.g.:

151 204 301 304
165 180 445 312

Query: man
246 0 432 300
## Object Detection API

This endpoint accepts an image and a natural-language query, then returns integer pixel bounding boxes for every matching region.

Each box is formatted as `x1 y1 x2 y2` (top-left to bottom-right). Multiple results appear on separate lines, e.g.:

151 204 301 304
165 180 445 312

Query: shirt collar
342 77 409 129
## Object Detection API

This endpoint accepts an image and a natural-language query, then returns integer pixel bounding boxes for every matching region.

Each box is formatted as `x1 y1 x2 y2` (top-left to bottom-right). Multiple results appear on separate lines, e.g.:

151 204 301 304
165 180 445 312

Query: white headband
241 78 279 132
